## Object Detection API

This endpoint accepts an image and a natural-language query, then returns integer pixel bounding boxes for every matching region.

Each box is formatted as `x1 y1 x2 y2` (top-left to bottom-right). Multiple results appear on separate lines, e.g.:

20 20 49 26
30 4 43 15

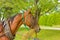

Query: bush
39 13 60 26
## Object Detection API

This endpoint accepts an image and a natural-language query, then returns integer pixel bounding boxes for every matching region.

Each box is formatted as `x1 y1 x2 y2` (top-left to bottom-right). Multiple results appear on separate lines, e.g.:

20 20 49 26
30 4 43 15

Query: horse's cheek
25 18 30 26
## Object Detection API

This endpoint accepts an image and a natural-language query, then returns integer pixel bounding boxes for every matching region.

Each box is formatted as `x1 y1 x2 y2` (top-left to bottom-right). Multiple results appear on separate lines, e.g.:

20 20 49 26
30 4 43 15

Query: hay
21 29 35 40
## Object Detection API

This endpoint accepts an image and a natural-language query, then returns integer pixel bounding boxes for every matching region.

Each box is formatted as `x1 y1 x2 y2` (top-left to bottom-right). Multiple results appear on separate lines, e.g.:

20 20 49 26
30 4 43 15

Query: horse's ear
27 9 31 13
24 9 31 15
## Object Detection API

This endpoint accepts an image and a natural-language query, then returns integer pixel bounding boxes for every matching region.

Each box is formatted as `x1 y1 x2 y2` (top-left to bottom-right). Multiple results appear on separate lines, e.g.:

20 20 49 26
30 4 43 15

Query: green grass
14 27 60 40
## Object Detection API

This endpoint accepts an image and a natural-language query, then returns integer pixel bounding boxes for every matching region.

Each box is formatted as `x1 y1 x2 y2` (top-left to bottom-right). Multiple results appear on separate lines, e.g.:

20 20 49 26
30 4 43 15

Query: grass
14 27 60 40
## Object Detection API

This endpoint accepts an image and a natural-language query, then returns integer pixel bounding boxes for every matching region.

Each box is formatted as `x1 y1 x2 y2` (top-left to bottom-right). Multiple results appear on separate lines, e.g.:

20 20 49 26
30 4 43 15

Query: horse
0 9 40 40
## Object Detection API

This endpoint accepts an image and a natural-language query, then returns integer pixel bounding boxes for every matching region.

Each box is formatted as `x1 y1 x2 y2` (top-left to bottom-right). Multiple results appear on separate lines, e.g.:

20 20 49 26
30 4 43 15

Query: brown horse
0 9 40 40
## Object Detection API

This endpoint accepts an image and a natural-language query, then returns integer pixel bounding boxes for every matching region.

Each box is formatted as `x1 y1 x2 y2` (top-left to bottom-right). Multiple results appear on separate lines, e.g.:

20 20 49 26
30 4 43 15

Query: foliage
39 12 60 26
0 0 60 26
0 0 34 18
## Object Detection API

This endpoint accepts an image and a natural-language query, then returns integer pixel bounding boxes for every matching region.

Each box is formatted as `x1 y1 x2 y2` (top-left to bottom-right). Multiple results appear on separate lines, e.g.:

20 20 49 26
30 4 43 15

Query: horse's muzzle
35 28 41 33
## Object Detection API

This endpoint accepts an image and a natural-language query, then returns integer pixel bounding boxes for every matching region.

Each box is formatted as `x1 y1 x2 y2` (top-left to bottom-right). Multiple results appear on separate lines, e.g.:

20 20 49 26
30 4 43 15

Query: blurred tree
0 0 60 26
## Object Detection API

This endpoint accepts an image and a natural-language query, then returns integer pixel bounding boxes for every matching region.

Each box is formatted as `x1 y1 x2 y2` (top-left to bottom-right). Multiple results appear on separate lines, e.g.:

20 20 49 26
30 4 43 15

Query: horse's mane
8 13 22 23
8 14 18 22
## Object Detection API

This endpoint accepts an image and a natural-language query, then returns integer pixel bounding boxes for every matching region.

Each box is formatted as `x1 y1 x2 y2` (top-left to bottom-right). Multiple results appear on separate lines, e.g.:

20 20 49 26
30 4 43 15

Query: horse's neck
9 9 31 35
9 14 23 35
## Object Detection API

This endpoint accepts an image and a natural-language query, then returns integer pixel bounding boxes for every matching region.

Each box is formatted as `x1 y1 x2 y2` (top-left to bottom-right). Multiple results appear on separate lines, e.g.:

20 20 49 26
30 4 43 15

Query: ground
14 27 60 40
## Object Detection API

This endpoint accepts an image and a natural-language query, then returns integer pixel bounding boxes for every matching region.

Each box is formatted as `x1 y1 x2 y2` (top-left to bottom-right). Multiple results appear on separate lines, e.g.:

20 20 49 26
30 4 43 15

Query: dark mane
8 14 18 23
8 13 22 23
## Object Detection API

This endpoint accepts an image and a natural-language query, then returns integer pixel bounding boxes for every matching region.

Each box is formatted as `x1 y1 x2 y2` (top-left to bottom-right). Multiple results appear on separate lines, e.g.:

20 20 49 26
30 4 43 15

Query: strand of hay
21 29 35 40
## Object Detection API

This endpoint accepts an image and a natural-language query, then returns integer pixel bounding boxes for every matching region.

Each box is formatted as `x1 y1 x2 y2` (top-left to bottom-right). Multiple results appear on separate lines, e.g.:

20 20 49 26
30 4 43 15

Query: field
14 27 60 40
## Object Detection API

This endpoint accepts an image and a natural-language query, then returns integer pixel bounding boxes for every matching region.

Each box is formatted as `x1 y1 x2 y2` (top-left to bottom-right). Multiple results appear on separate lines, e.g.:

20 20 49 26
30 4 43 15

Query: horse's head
24 9 40 33
32 17 40 33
